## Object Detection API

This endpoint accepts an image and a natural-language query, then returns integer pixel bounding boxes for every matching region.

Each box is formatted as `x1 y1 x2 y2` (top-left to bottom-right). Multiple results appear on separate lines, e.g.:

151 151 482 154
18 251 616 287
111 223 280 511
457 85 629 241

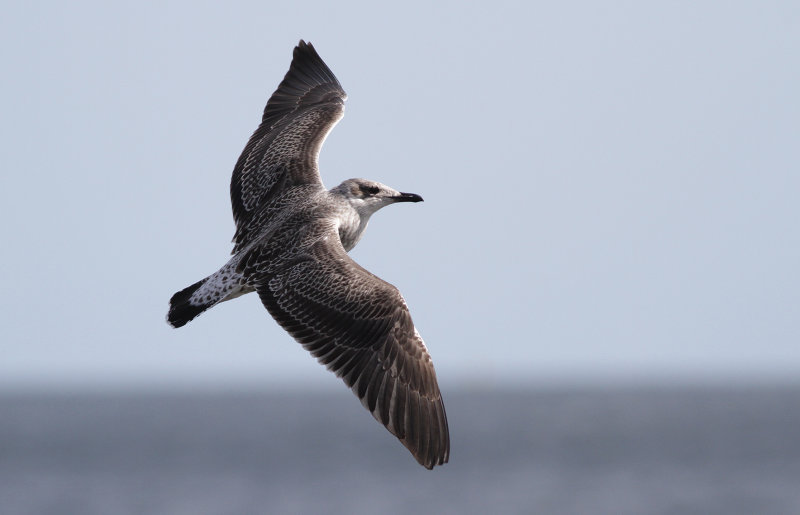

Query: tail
167 264 253 328
167 279 211 328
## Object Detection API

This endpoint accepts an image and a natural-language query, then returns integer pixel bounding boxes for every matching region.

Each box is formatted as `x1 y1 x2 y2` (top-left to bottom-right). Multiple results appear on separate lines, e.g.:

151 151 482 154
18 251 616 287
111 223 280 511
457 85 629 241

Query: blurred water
1 387 798 515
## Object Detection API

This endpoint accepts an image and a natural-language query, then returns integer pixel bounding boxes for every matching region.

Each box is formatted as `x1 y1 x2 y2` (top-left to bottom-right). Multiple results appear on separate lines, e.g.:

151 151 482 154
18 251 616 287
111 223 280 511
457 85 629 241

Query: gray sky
1 1 798 390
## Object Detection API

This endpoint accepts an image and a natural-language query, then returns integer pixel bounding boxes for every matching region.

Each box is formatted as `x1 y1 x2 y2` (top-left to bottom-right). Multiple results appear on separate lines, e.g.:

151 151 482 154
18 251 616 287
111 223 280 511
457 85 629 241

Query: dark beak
395 192 424 203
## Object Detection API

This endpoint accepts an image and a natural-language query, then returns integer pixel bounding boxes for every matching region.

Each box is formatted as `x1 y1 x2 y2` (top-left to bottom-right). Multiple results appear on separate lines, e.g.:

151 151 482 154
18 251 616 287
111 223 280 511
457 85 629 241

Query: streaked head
332 178 423 215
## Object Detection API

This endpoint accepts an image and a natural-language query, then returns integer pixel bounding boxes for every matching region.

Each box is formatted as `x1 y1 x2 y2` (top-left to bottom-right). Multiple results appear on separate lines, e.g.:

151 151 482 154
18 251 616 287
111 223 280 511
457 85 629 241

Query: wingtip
413 451 447 470
417 450 448 470
295 39 316 56
400 393 450 470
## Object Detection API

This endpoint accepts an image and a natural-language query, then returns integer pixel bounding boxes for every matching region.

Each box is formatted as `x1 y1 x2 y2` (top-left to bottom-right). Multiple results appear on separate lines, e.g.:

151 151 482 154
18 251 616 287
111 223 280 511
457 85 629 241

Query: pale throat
337 205 374 252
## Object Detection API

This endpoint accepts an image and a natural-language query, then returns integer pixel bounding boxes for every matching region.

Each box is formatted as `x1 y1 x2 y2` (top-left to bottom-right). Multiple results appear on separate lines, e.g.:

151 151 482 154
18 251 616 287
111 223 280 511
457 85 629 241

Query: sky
1 1 798 391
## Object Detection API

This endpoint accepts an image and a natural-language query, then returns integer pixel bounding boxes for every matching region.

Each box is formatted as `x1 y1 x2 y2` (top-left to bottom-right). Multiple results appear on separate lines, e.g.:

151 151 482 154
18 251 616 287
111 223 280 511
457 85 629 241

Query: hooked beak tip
396 192 424 203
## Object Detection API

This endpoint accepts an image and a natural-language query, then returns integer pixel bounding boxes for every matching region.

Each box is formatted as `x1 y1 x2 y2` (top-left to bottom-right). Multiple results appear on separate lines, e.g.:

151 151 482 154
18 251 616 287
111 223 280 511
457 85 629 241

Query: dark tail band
167 279 209 328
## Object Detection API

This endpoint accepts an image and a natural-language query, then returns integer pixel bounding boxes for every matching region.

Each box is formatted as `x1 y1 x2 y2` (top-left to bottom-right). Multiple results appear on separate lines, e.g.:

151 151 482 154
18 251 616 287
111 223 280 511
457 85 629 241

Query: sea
1 386 799 515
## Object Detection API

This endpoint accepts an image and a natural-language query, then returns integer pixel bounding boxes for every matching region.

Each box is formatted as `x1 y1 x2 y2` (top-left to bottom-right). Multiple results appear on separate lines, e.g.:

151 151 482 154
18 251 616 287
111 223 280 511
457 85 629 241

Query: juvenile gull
167 40 449 469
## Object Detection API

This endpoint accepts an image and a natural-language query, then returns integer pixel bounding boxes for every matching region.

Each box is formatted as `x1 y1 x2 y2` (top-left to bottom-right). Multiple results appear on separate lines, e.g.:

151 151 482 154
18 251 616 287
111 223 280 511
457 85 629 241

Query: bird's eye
360 185 380 195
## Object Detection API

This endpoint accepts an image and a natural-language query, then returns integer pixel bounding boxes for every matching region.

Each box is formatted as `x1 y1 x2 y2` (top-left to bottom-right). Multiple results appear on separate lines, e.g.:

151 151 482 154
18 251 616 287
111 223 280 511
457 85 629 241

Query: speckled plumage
167 41 449 470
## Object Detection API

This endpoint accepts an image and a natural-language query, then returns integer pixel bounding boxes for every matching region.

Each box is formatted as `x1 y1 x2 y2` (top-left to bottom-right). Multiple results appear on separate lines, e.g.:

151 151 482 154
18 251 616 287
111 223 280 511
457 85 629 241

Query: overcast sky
1 1 798 390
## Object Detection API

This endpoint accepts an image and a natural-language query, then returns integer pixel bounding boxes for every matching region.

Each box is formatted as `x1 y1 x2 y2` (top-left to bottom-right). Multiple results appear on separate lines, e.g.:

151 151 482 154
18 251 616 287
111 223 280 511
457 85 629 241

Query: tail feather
167 279 210 328
167 263 252 328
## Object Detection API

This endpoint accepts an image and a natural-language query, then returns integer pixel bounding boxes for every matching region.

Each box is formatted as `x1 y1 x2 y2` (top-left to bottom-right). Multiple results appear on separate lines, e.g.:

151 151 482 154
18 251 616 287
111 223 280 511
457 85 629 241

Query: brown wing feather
240 232 450 469
230 41 347 252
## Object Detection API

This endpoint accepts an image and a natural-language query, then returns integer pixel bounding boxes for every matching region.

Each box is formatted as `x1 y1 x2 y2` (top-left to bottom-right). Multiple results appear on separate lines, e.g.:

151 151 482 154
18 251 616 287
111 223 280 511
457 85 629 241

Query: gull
167 40 449 469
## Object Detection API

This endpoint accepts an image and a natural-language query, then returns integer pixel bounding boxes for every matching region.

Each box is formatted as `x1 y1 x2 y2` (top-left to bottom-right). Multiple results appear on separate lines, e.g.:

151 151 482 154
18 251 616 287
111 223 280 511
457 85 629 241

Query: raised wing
230 40 346 252
239 230 450 469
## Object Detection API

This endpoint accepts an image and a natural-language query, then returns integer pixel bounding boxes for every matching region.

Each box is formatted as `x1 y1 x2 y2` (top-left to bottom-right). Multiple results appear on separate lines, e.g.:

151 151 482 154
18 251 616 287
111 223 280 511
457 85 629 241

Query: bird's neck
337 204 372 252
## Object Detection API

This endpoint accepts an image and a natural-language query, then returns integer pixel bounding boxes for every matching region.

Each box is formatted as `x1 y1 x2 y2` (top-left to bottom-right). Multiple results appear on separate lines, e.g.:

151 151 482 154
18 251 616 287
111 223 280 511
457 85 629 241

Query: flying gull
167 40 449 469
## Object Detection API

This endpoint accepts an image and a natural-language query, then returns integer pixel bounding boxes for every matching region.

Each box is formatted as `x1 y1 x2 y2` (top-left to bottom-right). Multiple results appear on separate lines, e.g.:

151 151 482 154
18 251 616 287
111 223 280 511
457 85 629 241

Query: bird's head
332 178 423 216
